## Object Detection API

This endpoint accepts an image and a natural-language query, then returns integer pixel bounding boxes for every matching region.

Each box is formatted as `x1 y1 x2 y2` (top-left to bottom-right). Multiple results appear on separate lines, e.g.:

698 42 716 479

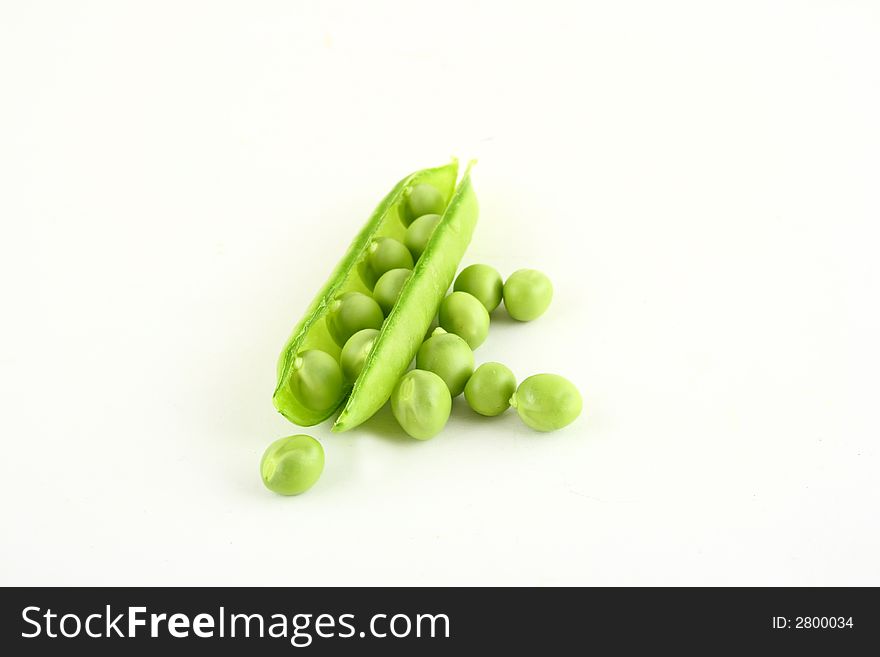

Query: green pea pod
273 161 479 429
335 163 478 431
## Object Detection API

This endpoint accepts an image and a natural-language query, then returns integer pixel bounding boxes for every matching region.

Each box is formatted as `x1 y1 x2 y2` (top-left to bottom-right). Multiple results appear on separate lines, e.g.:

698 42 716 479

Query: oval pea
400 183 445 227
416 327 474 397
260 434 324 496
503 269 553 321
391 369 452 439
325 292 384 347
464 362 517 416
288 349 344 414
438 291 490 349
359 237 413 290
340 328 379 381
404 213 441 260
373 268 412 315
454 264 503 313
510 374 582 432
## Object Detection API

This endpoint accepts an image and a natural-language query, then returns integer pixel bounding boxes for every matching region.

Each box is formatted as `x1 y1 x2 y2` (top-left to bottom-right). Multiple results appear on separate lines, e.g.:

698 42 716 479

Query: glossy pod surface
273 161 479 429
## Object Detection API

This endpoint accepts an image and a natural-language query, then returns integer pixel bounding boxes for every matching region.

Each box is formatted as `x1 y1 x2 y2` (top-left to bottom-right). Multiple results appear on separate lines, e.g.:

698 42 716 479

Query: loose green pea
359 237 413 289
454 264 503 313
416 327 474 397
503 269 553 321
400 183 445 227
438 291 490 349
288 349 344 414
340 328 379 381
404 213 441 260
325 292 384 347
373 268 412 315
464 362 517 416
260 434 324 496
390 369 452 439
510 374 582 432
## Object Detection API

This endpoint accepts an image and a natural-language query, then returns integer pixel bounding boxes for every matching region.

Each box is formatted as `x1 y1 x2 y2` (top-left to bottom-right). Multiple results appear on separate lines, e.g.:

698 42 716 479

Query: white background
2 1 878 586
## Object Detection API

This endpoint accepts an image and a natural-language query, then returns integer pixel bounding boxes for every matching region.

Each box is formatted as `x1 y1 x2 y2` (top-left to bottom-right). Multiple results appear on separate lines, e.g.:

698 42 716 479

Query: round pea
340 328 379 381
454 264 503 313
390 369 451 439
325 292 384 347
503 269 553 321
464 362 517 416
359 237 413 289
438 291 490 349
416 327 474 397
288 349 344 414
510 374 582 432
373 268 412 315
260 434 324 496
400 183 445 227
404 213 441 259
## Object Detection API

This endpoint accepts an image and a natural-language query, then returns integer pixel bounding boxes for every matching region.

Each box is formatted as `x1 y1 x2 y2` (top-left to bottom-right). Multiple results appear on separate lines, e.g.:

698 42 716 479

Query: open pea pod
335 163 479 431
273 161 479 429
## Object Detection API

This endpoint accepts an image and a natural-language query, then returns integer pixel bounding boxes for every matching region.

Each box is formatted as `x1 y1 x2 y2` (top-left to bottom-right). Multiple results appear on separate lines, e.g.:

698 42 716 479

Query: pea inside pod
325 292 384 348
288 350 344 414
340 328 379 381
400 183 446 227
358 237 413 290
373 268 412 316
405 213 441 260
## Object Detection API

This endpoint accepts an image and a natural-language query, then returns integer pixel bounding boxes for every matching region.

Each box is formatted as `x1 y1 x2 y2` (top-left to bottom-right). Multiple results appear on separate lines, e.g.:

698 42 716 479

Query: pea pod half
273 161 479 430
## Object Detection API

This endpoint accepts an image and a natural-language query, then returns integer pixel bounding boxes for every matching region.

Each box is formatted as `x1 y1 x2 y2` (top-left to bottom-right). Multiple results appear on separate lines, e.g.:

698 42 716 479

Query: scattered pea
454 264 503 313
438 291 490 349
325 292 384 347
416 327 474 397
391 369 452 439
340 328 379 381
260 434 324 495
288 349 344 414
503 269 553 321
404 213 441 260
510 374 582 431
373 268 412 315
359 237 413 289
400 183 445 227
464 362 517 416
